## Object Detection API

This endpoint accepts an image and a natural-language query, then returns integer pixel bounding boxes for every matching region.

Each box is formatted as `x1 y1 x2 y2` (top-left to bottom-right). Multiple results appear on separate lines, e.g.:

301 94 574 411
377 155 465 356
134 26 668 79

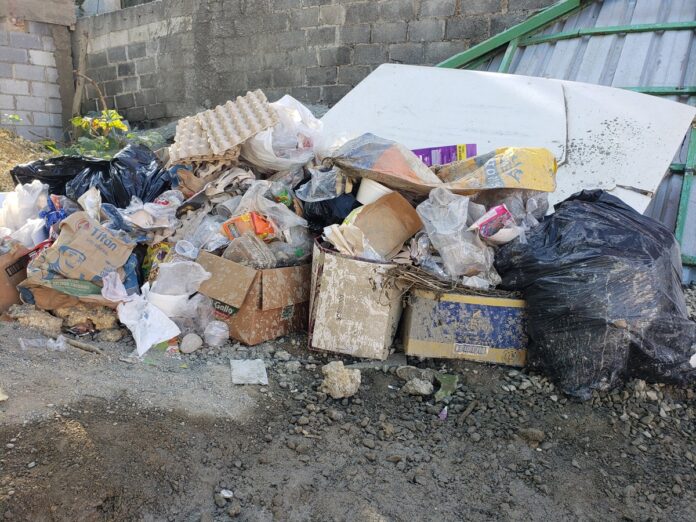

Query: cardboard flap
261 264 311 311
196 251 258 308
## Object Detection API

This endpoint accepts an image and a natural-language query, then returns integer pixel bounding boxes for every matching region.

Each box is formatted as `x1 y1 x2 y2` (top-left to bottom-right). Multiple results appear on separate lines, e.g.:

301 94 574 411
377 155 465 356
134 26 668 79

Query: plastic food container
356 178 393 205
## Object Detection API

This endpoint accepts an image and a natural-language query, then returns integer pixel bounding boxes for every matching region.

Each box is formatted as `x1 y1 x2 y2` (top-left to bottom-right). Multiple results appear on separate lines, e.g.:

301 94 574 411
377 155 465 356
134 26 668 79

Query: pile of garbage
1 87 694 400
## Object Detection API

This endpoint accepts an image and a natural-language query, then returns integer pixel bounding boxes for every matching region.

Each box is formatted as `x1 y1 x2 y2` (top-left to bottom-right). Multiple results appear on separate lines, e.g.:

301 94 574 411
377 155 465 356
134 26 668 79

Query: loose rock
181 333 204 354
402 378 434 396
319 361 361 399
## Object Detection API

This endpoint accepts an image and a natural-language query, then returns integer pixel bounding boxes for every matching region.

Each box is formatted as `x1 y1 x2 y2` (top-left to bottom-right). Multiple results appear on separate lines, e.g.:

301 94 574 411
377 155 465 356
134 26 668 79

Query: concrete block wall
74 0 198 125
75 0 555 125
0 20 64 141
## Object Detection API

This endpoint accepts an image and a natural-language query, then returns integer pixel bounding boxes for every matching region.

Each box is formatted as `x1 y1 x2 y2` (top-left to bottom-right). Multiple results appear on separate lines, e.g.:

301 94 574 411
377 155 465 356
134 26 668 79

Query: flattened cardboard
0 243 30 313
309 243 402 360
349 191 422 259
403 289 528 367
196 251 311 345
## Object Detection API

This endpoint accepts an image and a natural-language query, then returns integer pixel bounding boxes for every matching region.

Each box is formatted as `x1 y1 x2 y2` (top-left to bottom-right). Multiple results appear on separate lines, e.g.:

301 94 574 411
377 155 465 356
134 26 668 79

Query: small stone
95 328 124 343
274 350 291 361
672 484 682 495
214 493 227 507
362 438 376 449
402 378 434 396
27 461 36 469
264 434 273 443
519 380 532 390
319 361 361 399
0 387 7 402
285 361 301 373
327 409 344 421
471 433 482 443
519 428 545 444
646 390 658 401
180 333 204 354
571 459 581 470
550 395 558 402
297 416 310 426
220 489 234 499
386 455 402 463
227 501 241 518
5 443 14 449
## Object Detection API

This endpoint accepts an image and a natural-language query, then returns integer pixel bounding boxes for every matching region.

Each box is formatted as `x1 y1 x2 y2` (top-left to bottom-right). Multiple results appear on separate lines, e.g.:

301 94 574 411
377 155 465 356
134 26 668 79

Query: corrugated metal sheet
476 0 696 280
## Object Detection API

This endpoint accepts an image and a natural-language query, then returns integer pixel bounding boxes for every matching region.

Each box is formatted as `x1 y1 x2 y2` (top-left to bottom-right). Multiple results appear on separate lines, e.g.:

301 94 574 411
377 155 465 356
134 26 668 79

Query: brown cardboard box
308 243 403 360
196 251 311 345
0 242 30 313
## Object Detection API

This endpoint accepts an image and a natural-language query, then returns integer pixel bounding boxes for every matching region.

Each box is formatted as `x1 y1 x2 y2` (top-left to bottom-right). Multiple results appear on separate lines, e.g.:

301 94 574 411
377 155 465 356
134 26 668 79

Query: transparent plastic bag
296 166 347 202
234 181 307 232
190 214 230 252
241 95 322 172
222 233 277 269
204 320 229 347
416 187 495 278
189 293 214 332
151 261 211 295
0 180 48 232
19 335 67 352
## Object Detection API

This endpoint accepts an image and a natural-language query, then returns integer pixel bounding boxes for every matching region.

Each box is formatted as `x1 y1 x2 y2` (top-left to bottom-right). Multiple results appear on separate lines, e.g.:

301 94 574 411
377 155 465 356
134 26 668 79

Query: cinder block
0 46 28 64
289 48 319 67
107 45 127 63
247 69 274 88
45 127 64 141
491 12 528 34
116 93 135 110
118 63 135 77
128 42 147 59
321 84 351 105
90 65 118 82
318 46 351 66
345 2 380 25
25 22 52 37
0 62 11 76
462 0 503 16
41 36 55 52
140 74 157 89
135 57 157 75
0 31 8 46
134 89 157 107
46 98 62 114
424 41 468 64
104 79 124 96
126 106 147 122
371 22 407 44
290 85 320 103
45 67 58 83
0 79 29 95
31 82 60 99
15 126 49 141
32 112 62 127
408 19 445 42
319 5 345 25
28 50 56 67
146 103 167 120
9 32 42 50
306 27 336 47
446 16 490 42
388 43 424 64
15 95 45 112
421 0 457 17
306 66 337 85
380 0 417 21
354 44 387 65
276 30 305 49
270 0 302 11
14 64 45 82
121 76 139 92
337 65 371 86
290 7 320 27
0 94 14 110
339 24 371 44
87 51 108 68
273 68 303 87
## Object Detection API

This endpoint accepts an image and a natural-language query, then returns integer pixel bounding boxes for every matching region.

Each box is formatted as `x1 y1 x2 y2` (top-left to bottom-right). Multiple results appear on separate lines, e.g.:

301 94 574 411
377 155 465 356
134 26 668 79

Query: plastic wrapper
9 218 47 248
416 187 497 280
0 180 48 233
222 233 277 269
296 166 348 202
495 190 696 400
234 180 307 232
472 190 549 229
151 261 211 296
241 95 322 172
19 335 67 352
188 214 230 252
77 187 102 221
189 293 214 332
204 320 229 347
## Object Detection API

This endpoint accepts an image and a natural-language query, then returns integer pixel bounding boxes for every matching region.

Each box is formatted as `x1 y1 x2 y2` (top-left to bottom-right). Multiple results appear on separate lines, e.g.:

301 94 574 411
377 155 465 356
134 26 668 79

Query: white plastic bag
10 218 47 248
204 320 229 347
117 284 181 356
151 261 211 295
101 271 137 303
0 180 48 233
241 95 323 172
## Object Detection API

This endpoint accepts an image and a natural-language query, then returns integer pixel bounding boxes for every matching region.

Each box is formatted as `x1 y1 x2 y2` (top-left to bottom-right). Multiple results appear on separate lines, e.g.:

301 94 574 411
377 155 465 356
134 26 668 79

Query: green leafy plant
52 109 165 159
1 113 22 125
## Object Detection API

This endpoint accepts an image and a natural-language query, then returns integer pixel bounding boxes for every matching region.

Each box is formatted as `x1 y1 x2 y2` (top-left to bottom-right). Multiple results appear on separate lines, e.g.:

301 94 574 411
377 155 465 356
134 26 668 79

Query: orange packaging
221 212 275 241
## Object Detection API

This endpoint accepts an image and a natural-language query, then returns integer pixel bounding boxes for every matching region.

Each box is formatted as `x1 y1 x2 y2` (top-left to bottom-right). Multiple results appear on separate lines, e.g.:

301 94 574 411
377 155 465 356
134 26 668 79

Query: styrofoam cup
356 178 393 205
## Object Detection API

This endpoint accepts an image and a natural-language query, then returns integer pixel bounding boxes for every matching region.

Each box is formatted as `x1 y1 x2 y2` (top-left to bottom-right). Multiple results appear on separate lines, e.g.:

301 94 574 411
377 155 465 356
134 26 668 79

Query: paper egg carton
168 89 278 163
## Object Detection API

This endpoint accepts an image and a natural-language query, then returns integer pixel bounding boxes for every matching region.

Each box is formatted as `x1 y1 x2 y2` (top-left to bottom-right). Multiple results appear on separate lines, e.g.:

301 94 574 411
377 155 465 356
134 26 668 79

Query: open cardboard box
308 241 403 360
0 242 30 313
196 251 311 345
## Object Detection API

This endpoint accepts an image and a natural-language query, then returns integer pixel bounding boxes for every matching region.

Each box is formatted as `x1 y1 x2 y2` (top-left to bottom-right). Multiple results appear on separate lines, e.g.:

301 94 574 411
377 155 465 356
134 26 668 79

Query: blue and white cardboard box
403 289 528 367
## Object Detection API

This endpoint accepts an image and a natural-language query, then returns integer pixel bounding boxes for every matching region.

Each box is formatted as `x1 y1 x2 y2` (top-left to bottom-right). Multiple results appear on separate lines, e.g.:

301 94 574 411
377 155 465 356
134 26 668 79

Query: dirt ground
1 313 696 522
0 128 49 192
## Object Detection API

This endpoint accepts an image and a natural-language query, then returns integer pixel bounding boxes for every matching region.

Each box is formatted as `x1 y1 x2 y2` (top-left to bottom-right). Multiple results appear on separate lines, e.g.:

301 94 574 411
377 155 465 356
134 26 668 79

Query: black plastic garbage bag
11 144 172 208
303 193 361 231
495 190 696 400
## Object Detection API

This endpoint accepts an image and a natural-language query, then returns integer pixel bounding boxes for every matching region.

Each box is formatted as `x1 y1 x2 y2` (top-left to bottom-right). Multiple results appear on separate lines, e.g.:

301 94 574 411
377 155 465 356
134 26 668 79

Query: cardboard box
309 243 402 360
196 251 310 345
403 289 528 367
0 242 30 313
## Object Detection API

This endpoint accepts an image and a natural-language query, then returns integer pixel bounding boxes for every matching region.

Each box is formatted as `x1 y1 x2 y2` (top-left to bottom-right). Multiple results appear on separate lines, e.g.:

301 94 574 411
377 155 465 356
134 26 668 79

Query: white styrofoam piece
321 64 567 162
552 81 696 212
322 64 696 213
